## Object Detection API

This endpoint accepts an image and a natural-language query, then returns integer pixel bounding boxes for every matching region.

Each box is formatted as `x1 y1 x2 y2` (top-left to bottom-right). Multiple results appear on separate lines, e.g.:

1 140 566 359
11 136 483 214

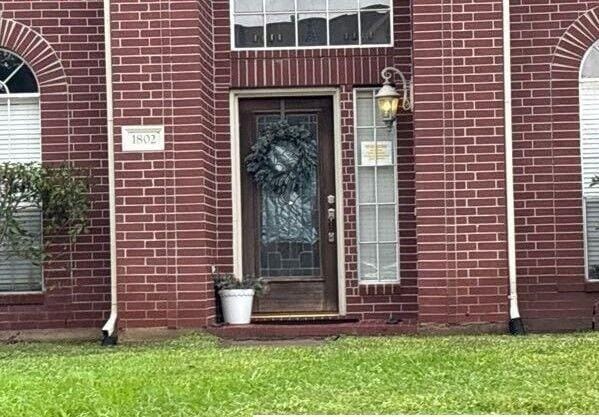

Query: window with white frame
581 41 599 281
0 49 43 292
354 89 398 282
232 0 392 49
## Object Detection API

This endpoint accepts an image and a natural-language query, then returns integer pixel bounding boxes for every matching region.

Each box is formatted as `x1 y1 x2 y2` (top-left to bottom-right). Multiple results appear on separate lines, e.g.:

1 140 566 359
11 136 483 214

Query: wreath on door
245 120 317 197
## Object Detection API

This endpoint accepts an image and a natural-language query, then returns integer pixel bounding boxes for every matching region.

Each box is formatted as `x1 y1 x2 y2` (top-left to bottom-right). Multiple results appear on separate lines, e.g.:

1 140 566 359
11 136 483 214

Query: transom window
232 0 393 49
0 49 42 292
580 41 599 281
0 50 38 95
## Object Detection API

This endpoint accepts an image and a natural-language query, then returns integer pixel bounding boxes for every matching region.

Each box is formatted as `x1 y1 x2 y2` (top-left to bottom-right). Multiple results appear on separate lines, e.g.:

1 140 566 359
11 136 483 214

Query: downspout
503 0 525 335
101 0 118 345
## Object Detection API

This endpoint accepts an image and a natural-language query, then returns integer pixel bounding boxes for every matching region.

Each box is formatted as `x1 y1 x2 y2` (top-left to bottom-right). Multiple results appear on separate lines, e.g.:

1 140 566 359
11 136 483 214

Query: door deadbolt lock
328 232 335 243
328 208 335 222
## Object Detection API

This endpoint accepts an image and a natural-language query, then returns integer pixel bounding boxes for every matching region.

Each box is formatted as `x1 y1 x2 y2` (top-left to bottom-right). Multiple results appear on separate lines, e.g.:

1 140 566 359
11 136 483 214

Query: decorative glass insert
0 49 42 292
354 89 398 282
257 114 321 278
232 0 392 49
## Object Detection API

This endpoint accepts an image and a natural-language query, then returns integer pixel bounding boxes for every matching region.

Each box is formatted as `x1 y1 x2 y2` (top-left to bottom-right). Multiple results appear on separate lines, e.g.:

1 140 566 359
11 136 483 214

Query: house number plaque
121 125 165 152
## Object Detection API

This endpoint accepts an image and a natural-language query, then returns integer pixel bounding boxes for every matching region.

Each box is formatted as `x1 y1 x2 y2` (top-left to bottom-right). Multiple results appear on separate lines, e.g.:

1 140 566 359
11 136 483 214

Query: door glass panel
257 114 321 278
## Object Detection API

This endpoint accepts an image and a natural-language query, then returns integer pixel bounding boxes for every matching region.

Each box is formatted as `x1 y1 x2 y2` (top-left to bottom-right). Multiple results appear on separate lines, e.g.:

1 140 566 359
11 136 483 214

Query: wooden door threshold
250 313 358 325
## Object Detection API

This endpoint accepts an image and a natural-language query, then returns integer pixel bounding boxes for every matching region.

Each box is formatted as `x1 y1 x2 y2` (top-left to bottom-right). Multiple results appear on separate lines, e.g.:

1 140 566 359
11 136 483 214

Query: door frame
229 88 346 316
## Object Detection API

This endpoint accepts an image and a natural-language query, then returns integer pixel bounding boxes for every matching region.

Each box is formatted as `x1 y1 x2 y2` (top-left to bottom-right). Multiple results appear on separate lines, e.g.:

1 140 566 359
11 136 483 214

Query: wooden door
239 97 338 315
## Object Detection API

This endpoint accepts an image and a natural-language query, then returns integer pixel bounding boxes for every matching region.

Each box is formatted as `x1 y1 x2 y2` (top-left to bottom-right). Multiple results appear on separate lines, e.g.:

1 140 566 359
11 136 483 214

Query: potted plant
214 273 265 325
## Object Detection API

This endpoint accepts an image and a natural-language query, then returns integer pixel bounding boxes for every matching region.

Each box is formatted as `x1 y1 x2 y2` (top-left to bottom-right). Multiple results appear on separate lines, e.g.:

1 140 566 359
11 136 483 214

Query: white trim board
229 88 347 316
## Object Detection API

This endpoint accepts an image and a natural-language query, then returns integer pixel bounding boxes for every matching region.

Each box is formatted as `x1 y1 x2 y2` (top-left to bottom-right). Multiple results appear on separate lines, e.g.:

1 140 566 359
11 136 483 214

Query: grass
0 333 599 416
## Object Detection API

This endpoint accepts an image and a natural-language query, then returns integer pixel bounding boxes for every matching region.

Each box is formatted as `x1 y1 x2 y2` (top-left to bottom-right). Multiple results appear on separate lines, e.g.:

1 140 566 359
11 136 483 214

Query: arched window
0 49 42 292
580 41 599 281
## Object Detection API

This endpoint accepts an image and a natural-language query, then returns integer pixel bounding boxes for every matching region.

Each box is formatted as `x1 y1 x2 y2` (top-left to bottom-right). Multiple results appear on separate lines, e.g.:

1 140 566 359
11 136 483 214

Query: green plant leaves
0 162 90 265
245 120 317 198
213 272 267 296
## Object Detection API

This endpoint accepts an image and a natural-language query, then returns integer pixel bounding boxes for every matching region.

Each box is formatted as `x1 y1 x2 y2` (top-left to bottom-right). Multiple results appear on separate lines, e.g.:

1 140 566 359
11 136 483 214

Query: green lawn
1 333 599 416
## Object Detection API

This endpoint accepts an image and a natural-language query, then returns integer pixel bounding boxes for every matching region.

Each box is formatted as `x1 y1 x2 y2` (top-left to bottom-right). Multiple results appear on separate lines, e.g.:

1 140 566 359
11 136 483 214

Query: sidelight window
354 89 399 283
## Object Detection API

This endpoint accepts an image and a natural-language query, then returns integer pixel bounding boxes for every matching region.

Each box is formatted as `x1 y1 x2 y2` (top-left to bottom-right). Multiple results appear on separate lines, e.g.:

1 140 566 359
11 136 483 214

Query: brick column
412 0 509 327
110 0 216 329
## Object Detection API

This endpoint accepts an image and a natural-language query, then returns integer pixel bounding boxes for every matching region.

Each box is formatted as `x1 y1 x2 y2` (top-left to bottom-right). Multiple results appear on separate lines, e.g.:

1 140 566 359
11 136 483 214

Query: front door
239 97 338 315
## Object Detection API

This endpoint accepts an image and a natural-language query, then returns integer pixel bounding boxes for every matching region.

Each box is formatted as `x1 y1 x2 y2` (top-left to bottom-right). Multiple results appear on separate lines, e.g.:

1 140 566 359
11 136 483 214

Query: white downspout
101 0 118 345
503 0 525 334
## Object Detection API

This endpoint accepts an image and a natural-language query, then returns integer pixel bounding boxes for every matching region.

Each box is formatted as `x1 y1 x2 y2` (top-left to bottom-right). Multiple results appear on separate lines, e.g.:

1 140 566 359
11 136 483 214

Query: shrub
0 162 89 264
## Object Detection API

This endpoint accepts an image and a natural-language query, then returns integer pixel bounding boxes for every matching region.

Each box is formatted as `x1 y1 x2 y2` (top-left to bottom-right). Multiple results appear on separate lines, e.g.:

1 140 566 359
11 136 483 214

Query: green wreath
245 120 317 197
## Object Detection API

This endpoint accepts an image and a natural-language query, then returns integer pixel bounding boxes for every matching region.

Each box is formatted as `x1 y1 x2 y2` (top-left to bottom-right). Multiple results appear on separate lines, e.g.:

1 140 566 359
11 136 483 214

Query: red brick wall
212 0 417 322
412 0 510 327
110 0 216 329
512 2 599 331
3 0 598 334
0 2 110 330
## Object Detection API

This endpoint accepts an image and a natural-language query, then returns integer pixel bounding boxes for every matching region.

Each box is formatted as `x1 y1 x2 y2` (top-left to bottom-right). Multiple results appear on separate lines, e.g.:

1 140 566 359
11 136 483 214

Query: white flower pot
219 289 255 325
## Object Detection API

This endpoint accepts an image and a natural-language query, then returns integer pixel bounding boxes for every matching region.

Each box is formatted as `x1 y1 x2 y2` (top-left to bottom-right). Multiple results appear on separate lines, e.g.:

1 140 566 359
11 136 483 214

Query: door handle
328 208 335 222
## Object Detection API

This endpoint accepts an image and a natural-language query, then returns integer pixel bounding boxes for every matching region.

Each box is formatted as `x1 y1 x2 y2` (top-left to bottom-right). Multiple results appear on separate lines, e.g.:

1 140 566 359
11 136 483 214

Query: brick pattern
0 3 110 330
512 2 599 330
3 0 599 333
212 0 417 322
110 0 216 329
412 0 510 326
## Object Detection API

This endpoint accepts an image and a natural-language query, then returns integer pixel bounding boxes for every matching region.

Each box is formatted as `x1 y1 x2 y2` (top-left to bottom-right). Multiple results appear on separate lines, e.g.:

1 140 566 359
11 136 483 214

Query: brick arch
547 7 599 294
0 18 67 90
552 7 599 80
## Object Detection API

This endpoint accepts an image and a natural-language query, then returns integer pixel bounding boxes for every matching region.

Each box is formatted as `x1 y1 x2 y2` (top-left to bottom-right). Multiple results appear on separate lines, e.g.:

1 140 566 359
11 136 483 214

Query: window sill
232 44 394 52
557 280 599 293
0 292 45 306
585 281 599 292
358 281 401 286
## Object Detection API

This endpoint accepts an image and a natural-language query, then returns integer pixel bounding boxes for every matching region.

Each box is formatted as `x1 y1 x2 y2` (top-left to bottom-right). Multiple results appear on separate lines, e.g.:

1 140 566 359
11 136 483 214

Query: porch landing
207 319 417 340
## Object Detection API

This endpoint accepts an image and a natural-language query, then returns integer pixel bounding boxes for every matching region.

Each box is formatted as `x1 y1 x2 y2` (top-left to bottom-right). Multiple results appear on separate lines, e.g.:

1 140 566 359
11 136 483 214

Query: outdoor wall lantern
375 67 413 130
